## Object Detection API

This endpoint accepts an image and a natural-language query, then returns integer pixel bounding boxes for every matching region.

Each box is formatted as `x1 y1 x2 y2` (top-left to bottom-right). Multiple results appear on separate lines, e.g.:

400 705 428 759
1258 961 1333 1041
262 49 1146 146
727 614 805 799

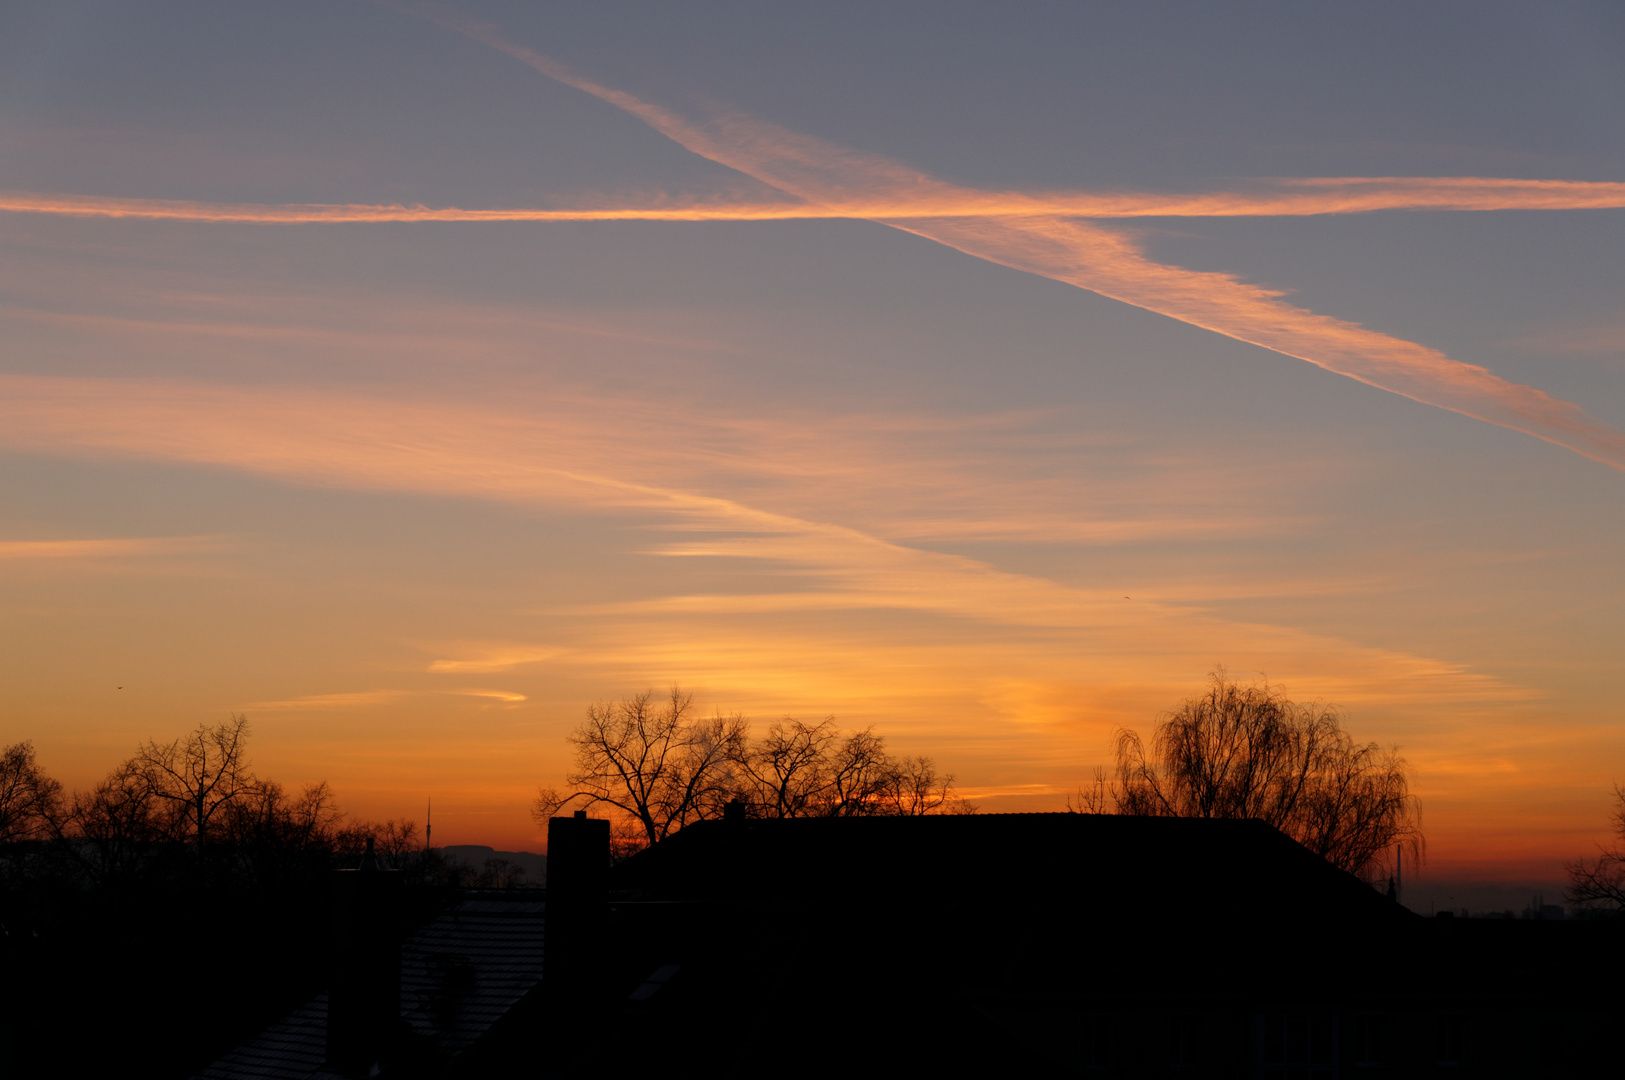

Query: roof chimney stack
326 838 403 1076
545 812 609 997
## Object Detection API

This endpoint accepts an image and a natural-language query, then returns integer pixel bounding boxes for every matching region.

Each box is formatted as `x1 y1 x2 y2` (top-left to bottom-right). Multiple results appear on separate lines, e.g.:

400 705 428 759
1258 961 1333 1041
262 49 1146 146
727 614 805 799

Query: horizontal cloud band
0 373 1519 712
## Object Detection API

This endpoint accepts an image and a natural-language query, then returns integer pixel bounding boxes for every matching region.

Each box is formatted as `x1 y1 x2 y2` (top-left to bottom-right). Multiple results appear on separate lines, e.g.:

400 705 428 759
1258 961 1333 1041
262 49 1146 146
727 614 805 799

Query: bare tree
225 779 343 852
823 728 897 817
476 857 526 889
1067 767 1114 815
537 695 970 850
875 754 961 817
1289 732 1418 877
1566 784 1625 909
0 741 63 845
363 818 422 867
1113 670 1422 877
222 779 346 887
64 757 171 887
740 721 964 817
534 689 748 849
739 718 840 819
138 714 256 860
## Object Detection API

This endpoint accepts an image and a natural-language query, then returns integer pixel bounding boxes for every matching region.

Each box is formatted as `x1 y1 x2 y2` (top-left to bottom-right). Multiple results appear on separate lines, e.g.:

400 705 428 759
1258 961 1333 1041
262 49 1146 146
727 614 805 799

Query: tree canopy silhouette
0 729 500 1080
738 718 958 818
1109 671 1421 877
534 689 969 853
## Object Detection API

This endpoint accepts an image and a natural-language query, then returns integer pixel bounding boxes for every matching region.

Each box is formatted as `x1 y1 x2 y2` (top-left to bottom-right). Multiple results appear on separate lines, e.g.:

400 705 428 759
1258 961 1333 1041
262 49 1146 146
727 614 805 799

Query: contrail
0 191 819 223
426 12 1625 474
7 177 1625 224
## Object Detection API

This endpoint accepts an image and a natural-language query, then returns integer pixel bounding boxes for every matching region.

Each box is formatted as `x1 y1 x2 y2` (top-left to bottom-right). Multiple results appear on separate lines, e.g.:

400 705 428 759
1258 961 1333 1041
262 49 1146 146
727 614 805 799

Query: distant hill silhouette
437 845 545 884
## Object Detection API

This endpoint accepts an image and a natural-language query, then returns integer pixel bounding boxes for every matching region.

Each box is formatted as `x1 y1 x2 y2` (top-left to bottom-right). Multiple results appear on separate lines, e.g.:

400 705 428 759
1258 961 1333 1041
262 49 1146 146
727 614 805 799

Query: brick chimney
544 811 609 996
326 838 403 1075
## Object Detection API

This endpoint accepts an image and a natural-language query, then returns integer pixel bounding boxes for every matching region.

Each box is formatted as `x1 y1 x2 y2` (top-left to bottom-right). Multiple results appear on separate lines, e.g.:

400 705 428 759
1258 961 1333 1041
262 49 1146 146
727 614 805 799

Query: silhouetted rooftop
613 811 1406 918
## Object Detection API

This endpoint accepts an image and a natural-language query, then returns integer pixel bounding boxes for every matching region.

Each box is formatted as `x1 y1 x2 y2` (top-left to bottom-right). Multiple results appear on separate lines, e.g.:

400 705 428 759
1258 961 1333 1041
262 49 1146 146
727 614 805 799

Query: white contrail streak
10 9 1622 473
5 176 1625 224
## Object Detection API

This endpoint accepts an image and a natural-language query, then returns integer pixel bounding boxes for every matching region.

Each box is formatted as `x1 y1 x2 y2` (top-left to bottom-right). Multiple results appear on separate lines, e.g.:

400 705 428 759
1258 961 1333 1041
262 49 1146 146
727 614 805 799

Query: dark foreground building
195 813 1621 1078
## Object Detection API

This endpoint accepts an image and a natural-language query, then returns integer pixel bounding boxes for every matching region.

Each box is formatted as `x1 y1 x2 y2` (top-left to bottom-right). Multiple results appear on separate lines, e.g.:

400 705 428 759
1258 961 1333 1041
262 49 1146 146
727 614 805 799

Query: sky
2 1 1623 904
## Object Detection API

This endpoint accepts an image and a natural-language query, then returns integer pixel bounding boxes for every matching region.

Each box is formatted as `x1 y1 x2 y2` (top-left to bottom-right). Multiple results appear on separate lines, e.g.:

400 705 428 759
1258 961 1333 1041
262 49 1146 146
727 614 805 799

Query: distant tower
426 797 432 851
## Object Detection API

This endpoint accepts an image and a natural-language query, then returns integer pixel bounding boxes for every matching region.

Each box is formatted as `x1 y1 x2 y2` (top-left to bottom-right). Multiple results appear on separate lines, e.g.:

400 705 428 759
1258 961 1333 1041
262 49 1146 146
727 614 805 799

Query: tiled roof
192 894 545 1080
400 897 545 1057
191 995 334 1080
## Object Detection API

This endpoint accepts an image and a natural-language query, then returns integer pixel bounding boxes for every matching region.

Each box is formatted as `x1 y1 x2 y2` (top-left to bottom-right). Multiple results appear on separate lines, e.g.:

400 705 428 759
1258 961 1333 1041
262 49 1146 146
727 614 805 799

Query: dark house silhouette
570 812 1621 1077
196 812 1621 1078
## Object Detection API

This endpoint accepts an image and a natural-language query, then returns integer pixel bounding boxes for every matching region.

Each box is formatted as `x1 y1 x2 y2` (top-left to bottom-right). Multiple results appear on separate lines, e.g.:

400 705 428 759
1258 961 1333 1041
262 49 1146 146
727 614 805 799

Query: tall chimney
544 811 609 997
327 838 403 1075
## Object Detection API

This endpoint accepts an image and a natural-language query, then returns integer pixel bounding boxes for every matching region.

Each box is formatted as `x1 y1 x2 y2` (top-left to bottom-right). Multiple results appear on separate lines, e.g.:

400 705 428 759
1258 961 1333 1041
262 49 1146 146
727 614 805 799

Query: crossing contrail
424 11 1625 474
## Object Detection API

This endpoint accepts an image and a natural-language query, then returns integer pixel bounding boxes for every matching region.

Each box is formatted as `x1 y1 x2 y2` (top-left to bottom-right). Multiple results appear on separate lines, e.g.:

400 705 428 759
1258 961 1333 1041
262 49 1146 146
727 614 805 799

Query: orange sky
3 2 1623 903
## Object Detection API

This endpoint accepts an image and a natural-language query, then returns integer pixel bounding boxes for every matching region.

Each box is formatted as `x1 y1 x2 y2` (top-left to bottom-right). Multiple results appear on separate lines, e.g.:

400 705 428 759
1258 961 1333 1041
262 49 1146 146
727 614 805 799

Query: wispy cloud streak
0 373 1525 713
0 369 1306 547
0 535 228 560
248 687 525 710
0 376 1166 632
434 15 1625 473
0 377 1152 632
428 647 568 673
